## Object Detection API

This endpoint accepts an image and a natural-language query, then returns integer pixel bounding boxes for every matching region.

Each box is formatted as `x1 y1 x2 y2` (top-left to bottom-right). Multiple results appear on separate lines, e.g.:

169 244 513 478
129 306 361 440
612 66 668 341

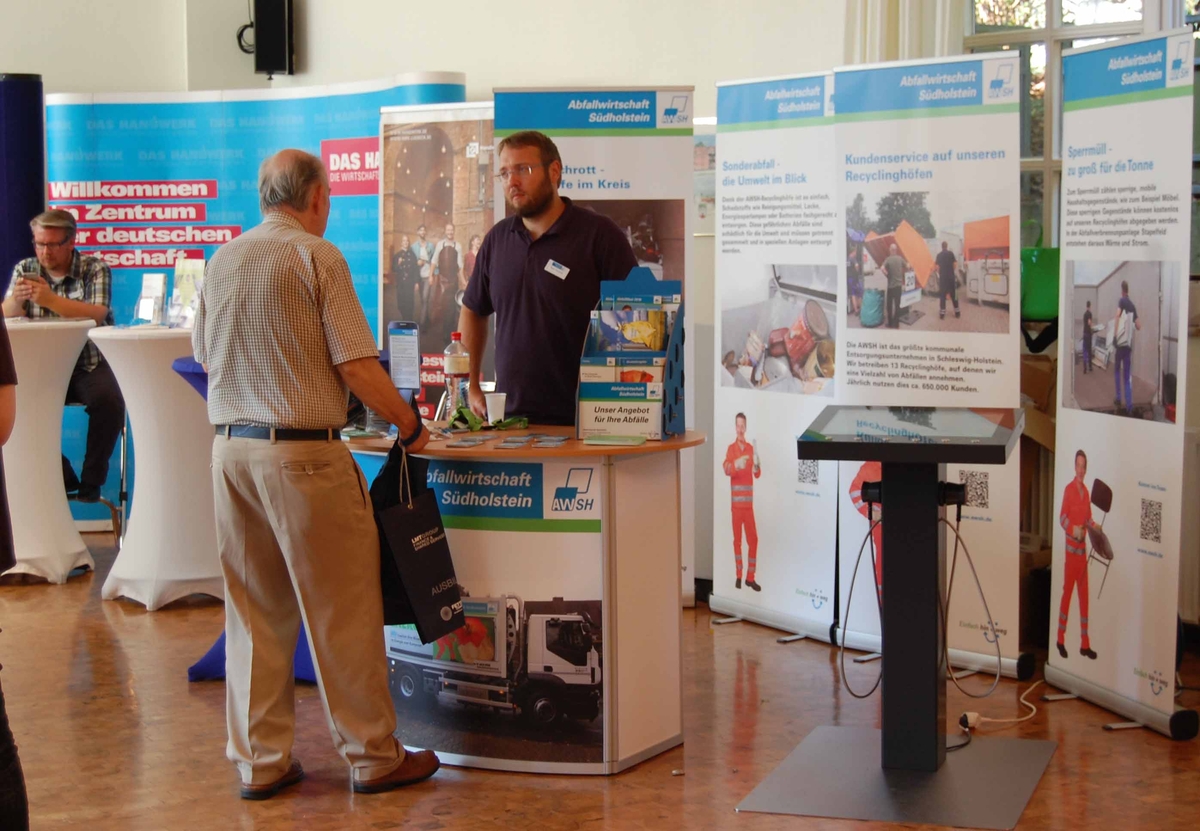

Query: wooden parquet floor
0 536 1197 830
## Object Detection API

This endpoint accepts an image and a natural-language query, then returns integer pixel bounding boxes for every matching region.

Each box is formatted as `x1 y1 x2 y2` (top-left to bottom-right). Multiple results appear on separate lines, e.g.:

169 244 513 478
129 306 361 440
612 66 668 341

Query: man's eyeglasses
33 239 70 251
494 163 544 182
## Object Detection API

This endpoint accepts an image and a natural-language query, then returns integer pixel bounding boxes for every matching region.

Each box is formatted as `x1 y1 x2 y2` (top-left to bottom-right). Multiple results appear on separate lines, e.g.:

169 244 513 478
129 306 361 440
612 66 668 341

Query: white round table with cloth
89 326 223 610
3 318 96 583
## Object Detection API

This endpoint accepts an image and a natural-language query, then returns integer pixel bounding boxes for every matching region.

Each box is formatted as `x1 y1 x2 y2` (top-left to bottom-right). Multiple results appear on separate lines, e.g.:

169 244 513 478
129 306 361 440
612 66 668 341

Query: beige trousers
211 436 402 785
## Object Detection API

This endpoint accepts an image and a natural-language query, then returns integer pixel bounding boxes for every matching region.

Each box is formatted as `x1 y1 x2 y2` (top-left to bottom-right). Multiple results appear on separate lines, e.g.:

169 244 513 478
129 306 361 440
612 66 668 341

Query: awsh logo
1170 41 1192 82
662 93 691 124
552 468 595 512
985 61 1016 101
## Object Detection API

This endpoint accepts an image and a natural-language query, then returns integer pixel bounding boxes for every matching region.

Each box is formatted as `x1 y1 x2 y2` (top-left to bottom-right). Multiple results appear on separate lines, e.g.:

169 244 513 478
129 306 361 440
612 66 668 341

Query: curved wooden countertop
346 424 705 459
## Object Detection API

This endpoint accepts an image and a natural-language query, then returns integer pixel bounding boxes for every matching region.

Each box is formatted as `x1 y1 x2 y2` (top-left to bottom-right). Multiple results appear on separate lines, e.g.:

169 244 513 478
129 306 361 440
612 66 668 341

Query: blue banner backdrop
40 73 465 520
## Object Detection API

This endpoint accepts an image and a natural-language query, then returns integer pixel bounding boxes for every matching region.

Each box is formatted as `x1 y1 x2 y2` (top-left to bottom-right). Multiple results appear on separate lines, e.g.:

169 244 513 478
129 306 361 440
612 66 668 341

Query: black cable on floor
947 731 972 752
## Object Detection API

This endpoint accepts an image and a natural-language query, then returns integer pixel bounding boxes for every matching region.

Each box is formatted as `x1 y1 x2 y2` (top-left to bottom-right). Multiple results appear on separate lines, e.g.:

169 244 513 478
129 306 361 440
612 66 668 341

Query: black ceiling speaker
254 0 294 77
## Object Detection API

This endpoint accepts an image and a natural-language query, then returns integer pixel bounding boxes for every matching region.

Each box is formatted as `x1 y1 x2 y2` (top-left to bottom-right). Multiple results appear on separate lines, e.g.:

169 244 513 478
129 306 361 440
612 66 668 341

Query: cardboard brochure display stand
577 267 685 441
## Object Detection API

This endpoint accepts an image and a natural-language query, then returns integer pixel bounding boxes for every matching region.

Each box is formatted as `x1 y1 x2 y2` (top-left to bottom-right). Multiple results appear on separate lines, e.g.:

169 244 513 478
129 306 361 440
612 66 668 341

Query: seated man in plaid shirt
3 210 125 503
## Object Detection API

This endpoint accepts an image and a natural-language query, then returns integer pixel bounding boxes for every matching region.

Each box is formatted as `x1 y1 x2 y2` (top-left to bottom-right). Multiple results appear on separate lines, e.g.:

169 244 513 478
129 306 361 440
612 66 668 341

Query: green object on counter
1020 247 1059 321
448 405 485 432
447 407 529 432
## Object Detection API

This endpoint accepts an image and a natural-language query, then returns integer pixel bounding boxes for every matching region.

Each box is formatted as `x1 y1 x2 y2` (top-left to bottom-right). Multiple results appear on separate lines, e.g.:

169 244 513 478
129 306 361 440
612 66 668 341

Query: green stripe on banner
717 117 835 133
442 516 602 533
1063 85 1192 113
494 128 693 138
835 103 1019 123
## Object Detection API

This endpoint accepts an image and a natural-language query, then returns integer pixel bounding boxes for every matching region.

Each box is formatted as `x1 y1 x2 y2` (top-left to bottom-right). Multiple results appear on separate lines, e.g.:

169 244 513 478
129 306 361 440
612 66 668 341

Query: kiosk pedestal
738 407 1056 830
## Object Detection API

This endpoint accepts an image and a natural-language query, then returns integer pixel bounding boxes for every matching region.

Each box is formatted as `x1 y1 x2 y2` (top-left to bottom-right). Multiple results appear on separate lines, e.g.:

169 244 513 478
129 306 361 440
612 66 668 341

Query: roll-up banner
42 73 465 520
832 53 1026 677
379 102 495 421
710 73 839 639
1046 31 1197 740
493 87 697 606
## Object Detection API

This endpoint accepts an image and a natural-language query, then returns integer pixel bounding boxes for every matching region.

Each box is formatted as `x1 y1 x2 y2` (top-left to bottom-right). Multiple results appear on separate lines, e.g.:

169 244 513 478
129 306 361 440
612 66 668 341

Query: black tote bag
370 441 464 643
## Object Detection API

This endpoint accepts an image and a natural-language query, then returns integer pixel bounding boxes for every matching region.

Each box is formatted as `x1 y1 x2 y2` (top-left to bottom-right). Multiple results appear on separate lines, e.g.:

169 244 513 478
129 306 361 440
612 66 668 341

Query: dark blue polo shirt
463 198 638 425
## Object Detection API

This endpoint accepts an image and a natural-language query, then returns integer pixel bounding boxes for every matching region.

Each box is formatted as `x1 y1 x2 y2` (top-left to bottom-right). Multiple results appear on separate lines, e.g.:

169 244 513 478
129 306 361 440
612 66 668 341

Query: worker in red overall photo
1057 449 1099 660
723 412 761 592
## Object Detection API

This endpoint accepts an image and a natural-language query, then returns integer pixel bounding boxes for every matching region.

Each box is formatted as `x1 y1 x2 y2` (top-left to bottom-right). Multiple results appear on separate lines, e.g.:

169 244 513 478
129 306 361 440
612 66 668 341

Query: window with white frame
964 2 1147 249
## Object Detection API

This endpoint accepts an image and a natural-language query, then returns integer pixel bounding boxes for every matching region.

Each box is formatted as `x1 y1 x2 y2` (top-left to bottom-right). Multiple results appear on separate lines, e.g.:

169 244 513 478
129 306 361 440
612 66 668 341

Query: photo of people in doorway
381 115 497 418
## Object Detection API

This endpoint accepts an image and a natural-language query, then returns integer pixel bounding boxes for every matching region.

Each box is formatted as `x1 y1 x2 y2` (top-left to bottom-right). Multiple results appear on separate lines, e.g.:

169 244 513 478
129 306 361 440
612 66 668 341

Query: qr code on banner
797 460 819 486
1140 498 1162 543
959 471 989 509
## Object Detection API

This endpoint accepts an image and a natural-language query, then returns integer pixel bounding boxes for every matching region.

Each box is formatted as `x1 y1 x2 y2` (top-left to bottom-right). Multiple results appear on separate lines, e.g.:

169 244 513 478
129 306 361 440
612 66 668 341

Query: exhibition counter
347 427 704 775
89 327 223 609
2 318 95 583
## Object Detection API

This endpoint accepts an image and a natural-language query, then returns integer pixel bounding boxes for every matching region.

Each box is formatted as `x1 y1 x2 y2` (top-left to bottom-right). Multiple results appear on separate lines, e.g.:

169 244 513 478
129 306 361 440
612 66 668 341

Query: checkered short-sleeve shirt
192 212 380 429
7 251 114 373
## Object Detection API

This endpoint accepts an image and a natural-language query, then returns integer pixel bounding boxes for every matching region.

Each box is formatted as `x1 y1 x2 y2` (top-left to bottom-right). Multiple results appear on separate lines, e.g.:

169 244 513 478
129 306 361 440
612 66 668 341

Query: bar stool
64 405 129 551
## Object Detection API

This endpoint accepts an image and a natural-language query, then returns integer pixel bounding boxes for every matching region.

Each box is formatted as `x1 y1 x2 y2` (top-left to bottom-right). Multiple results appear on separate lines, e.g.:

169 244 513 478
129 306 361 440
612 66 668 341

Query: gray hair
30 209 77 240
258 150 328 213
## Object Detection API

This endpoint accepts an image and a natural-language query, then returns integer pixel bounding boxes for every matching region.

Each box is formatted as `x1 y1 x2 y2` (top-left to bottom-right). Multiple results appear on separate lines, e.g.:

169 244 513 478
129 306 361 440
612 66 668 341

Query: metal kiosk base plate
737 726 1056 830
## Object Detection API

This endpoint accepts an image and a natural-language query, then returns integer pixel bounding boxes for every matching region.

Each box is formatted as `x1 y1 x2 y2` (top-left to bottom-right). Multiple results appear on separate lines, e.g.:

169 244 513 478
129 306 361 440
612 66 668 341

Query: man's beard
509 180 555 219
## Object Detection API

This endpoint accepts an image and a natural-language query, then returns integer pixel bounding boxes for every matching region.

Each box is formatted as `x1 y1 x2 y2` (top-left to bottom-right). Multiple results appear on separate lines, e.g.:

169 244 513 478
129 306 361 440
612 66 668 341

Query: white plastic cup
485 392 507 424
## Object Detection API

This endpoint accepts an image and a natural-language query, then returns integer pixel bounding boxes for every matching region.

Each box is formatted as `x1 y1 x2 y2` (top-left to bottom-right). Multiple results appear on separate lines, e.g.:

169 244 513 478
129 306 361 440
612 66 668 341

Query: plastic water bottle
443 332 470 417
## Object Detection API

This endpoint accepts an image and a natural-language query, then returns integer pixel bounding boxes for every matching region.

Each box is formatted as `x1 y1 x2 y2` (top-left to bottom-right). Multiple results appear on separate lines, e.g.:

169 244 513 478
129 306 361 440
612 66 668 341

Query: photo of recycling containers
720 264 837 397
845 190 1011 334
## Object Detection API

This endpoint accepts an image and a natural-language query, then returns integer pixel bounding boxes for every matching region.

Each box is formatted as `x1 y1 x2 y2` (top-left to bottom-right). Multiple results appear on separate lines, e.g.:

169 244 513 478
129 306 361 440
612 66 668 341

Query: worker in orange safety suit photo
723 412 761 591
1057 449 1100 660
849 461 883 605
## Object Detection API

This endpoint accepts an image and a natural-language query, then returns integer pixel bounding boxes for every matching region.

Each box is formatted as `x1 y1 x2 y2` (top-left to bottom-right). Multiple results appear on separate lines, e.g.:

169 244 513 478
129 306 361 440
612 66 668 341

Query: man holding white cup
485 392 507 425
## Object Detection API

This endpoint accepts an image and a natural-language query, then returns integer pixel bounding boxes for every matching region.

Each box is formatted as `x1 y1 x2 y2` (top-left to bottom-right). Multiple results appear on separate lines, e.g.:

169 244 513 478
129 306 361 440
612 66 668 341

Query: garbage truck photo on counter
387 595 604 764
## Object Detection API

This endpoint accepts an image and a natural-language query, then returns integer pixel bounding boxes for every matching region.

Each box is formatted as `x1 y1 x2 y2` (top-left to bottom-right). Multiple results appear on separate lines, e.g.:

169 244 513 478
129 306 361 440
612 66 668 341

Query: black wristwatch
400 420 425 448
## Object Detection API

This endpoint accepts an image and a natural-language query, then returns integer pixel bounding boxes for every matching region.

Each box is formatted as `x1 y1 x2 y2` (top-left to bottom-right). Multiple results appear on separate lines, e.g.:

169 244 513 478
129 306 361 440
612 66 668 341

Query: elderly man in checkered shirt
193 149 439 800
3 209 126 503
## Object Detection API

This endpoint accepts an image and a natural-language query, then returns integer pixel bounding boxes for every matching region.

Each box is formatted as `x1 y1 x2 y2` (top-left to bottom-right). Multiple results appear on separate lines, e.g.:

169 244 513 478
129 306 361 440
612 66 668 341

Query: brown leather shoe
352 750 440 794
240 759 304 800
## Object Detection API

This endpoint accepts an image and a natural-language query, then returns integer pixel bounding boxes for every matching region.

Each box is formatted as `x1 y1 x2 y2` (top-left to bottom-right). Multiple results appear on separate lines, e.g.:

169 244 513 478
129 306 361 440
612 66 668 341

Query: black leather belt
216 425 335 441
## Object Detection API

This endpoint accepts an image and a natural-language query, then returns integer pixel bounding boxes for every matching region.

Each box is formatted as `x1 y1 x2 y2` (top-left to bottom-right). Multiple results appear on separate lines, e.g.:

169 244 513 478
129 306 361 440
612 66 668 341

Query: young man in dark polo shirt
459 131 638 425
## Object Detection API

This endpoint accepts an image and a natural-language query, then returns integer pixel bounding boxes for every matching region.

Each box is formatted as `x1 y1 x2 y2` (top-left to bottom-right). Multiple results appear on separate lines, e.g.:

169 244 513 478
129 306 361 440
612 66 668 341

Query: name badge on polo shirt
544 259 570 280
